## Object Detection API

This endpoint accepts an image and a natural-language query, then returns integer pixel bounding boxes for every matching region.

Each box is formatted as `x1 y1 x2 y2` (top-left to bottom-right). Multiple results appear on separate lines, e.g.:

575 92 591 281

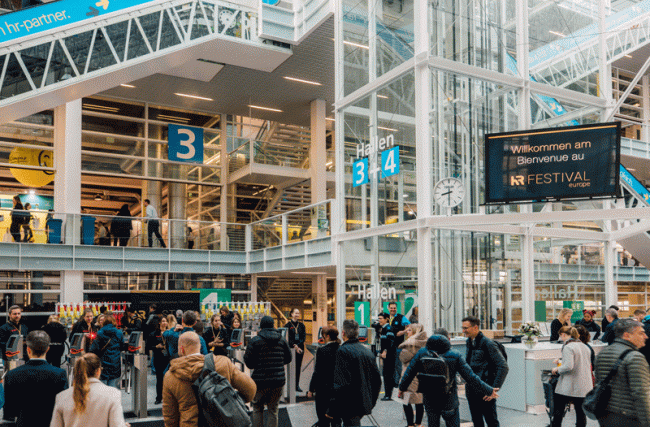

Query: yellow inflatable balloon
9 146 54 187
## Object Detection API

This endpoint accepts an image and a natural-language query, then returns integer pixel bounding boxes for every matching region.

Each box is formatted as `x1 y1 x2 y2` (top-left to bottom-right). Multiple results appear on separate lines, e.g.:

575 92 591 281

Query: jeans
466 390 500 427
148 220 166 248
552 393 585 427
252 386 283 427
423 395 460 427
102 377 120 389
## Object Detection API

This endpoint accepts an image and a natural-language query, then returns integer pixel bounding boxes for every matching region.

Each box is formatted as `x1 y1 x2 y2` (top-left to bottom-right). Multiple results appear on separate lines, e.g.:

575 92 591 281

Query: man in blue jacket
3 330 68 427
399 334 498 427
462 316 508 427
163 310 208 359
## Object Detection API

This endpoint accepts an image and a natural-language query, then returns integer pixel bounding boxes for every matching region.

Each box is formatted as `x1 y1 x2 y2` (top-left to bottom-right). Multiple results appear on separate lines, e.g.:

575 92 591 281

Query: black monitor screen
230 329 242 344
71 334 83 349
317 327 324 343
5 335 18 351
128 332 142 346
359 326 368 341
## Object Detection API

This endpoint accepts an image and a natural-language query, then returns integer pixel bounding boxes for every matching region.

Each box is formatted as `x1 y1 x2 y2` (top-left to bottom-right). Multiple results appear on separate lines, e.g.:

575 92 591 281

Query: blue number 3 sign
168 124 204 163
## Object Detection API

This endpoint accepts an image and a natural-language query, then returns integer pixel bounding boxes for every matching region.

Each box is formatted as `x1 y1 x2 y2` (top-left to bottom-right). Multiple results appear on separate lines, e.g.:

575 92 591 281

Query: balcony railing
228 138 310 173
0 209 245 251
247 199 332 250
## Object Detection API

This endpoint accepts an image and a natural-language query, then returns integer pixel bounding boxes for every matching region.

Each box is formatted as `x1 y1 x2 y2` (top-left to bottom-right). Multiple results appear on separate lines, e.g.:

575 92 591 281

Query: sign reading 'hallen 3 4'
484 122 621 204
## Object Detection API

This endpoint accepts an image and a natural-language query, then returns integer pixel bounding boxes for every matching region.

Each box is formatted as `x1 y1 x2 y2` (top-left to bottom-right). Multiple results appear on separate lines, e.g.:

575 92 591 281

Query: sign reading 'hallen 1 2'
168 124 204 163
352 134 400 187
484 122 621 204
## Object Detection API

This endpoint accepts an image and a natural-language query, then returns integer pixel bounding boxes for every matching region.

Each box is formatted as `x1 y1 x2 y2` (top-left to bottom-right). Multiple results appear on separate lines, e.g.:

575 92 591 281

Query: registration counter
496 341 606 414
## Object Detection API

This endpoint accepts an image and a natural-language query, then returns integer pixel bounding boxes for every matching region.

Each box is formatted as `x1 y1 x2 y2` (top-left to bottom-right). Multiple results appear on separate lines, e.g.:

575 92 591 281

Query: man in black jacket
4 331 68 427
244 315 292 427
0 305 28 361
374 312 395 400
327 319 381 426
462 316 509 427
601 308 619 345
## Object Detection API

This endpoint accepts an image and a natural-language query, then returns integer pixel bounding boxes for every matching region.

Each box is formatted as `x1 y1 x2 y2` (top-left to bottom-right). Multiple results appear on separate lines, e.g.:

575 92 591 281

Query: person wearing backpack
398 334 499 427
593 318 650 427
244 315 292 427
462 316 509 427
162 331 256 427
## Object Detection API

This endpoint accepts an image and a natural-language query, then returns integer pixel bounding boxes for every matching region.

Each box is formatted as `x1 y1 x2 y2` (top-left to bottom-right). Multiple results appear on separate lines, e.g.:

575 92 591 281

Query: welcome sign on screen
485 123 621 204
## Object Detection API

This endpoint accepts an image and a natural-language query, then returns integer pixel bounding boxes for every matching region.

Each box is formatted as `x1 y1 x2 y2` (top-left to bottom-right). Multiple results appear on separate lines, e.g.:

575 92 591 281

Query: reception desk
497 341 606 414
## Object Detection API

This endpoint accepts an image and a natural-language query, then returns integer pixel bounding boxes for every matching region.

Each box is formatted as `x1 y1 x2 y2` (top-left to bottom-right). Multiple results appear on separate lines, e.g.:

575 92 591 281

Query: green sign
355 301 370 326
196 289 231 304
404 290 417 318
564 301 584 322
535 301 547 322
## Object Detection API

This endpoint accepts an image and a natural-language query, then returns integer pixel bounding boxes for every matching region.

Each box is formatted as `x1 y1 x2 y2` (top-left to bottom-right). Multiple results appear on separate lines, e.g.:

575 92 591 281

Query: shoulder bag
583 348 634 420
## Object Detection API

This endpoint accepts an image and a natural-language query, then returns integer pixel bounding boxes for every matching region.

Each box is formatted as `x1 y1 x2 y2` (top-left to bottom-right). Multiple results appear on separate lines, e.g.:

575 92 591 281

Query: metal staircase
529 0 650 89
0 0 291 123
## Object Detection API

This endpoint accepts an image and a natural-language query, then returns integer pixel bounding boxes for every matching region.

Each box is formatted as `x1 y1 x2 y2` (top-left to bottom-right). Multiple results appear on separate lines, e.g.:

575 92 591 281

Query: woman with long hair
50 353 129 426
399 324 427 427
88 314 123 389
550 326 593 427
166 314 177 329
10 195 24 242
150 315 170 405
550 308 573 342
203 313 230 356
111 204 132 247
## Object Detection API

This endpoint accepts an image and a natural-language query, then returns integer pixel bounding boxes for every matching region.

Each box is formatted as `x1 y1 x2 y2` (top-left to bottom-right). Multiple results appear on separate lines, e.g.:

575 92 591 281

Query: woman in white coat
50 353 129 427
551 326 593 427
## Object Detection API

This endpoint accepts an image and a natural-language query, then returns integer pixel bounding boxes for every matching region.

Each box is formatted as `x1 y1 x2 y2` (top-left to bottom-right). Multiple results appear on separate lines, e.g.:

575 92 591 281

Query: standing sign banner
355 301 370 327
168 124 204 163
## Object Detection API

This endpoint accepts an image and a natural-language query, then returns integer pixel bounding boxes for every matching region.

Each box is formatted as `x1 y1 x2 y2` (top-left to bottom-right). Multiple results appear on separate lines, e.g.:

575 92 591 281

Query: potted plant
519 321 541 348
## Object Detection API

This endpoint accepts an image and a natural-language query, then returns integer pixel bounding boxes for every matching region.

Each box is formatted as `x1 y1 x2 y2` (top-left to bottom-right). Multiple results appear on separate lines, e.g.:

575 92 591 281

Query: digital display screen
6 335 17 350
485 123 621 204
71 334 83 349
128 332 142 346
230 329 242 344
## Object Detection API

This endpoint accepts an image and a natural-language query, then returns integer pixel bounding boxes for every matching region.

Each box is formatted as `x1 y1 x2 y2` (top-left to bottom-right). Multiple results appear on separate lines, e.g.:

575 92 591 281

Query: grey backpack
192 354 252 427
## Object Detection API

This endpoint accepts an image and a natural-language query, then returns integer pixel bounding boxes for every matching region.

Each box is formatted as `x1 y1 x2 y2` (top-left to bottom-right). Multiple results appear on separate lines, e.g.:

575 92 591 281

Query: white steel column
604 240 617 308
516 0 531 128
521 227 534 322
251 273 258 302
54 99 83 304
220 115 229 250
643 76 650 143
415 0 433 332
334 0 346 329
312 274 327 343
599 0 614 119
310 99 327 203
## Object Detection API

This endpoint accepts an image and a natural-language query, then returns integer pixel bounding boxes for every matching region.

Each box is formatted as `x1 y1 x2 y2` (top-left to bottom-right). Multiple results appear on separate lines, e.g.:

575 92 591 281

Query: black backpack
492 340 508 362
192 354 252 427
417 351 453 395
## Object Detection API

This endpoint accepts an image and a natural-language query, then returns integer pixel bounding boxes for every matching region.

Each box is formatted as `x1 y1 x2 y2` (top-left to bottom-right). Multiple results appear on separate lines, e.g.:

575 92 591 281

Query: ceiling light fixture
248 105 283 113
83 104 119 113
94 194 103 201
325 117 335 121
378 126 398 132
343 40 370 50
625 54 633 58
175 93 214 101
326 161 333 166
120 84 135 88
283 76 322 86
158 114 190 122
377 94 389 99
549 30 565 37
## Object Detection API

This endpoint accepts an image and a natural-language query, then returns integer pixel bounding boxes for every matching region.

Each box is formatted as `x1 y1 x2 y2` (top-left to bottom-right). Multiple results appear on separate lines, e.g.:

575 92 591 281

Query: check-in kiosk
317 326 324 344
4 334 23 371
67 333 86 380
126 331 147 418
359 325 369 343
228 328 246 372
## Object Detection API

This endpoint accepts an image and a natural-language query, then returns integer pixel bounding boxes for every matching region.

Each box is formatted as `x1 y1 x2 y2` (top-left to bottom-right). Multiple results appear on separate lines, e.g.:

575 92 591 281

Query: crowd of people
1 301 650 426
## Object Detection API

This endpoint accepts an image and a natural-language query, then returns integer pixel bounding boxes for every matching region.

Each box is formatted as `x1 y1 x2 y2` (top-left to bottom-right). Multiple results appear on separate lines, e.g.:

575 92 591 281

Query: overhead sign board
0 0 155 45
485 123 621 204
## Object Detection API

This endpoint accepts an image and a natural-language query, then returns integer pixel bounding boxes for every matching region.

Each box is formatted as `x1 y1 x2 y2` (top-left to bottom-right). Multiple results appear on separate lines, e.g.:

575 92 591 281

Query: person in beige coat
50 353 129 427
398 323 427 427
163 331 256 427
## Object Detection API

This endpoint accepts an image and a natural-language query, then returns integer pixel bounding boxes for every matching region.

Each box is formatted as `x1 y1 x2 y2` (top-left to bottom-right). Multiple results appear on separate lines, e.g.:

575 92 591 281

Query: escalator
0 0 292 123
614 164 650 269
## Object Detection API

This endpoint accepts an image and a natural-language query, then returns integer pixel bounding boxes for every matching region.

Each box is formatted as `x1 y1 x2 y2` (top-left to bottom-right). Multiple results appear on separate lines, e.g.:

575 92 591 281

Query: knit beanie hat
260 316 275 329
